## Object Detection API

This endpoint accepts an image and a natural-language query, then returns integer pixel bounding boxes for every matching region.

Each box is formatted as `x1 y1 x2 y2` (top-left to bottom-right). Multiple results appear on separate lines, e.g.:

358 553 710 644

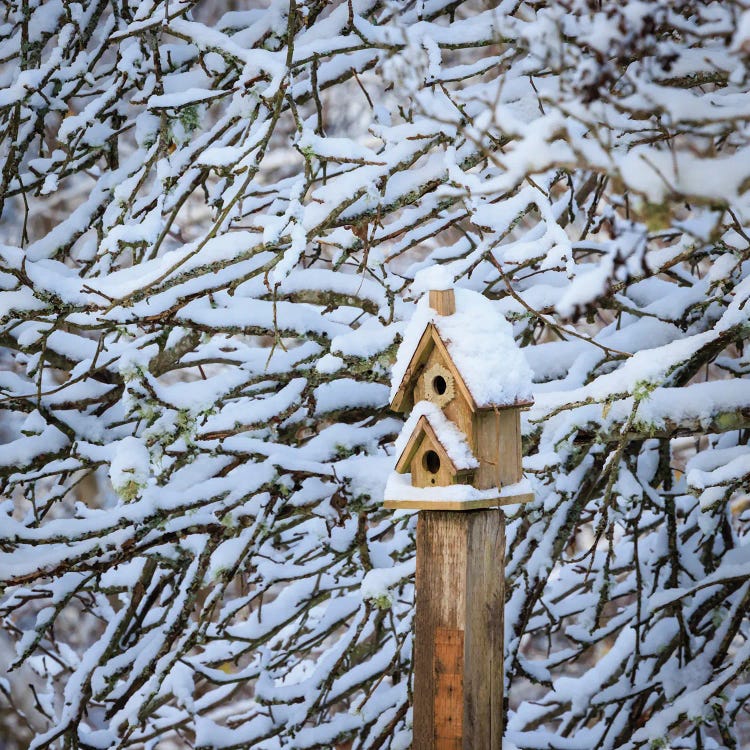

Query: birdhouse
384 286 534 510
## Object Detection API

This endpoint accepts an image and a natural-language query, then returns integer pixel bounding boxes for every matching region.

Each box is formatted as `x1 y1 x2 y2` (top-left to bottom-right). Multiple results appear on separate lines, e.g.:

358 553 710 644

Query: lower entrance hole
423 450 440 483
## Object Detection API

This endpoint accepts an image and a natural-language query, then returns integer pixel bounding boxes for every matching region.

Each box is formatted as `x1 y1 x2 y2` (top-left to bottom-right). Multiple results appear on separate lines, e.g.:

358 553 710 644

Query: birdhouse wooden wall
471 408 523 490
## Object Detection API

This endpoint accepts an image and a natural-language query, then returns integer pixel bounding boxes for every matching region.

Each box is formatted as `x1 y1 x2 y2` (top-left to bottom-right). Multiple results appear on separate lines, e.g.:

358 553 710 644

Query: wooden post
413 510 505 750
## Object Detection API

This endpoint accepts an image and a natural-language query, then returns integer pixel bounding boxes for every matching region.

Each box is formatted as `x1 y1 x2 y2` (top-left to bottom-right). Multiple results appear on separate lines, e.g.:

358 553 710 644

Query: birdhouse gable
394 401 478 486
394 418 466 488
390 323 475 413
390 288 534 412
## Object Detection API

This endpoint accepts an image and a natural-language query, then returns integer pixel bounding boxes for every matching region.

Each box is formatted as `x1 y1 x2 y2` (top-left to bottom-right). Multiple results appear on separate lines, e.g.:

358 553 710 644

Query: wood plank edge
383 492 534 511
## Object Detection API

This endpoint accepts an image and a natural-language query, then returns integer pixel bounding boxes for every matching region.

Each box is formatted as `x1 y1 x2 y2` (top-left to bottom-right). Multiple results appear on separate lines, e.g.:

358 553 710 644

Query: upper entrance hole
432 375 447 395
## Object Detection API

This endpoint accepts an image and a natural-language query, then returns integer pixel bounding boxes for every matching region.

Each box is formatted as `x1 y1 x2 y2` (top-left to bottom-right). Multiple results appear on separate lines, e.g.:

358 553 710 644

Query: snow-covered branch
1 1 749 748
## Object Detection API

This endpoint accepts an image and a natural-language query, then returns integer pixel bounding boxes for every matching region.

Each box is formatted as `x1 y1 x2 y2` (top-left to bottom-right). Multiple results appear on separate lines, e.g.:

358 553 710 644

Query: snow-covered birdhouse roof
394 401 478 474
390 287 534 412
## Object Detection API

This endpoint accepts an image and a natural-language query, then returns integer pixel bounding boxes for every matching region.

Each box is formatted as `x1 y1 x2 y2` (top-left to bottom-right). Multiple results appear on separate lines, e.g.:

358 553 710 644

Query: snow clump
109 436 150 502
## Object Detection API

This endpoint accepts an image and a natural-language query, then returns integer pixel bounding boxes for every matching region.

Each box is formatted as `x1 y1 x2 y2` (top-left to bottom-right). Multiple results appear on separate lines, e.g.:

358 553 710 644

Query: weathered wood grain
413 510 505 750
464 510 504 749
429 289 456 316
383 493 533 511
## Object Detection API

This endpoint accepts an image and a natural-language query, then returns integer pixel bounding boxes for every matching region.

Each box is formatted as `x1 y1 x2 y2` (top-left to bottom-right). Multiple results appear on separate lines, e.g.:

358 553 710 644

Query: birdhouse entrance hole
432 375 447 395
423 450 440 481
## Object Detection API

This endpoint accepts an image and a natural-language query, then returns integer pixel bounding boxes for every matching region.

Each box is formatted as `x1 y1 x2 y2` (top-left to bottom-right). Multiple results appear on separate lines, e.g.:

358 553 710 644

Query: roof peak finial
429 288 455 316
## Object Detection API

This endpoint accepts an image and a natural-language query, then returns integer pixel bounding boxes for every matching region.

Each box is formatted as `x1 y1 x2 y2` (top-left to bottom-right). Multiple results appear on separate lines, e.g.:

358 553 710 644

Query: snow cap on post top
422 255 457 315
390 286 534 413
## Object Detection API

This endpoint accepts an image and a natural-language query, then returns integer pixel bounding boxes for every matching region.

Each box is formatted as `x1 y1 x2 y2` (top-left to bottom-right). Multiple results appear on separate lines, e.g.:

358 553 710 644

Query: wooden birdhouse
384 286 534 511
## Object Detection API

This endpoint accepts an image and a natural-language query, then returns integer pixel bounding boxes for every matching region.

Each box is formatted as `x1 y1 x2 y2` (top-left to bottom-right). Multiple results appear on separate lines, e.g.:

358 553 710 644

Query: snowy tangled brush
1 1 750 748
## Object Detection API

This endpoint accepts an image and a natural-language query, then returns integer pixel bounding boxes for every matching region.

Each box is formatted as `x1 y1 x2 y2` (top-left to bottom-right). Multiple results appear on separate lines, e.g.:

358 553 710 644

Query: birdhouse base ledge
383 474 534 511
383 492 533 511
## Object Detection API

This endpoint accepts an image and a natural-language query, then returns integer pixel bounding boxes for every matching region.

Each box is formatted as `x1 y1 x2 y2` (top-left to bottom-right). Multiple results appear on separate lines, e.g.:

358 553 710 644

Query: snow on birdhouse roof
390 288 534 409
394 401 478 472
